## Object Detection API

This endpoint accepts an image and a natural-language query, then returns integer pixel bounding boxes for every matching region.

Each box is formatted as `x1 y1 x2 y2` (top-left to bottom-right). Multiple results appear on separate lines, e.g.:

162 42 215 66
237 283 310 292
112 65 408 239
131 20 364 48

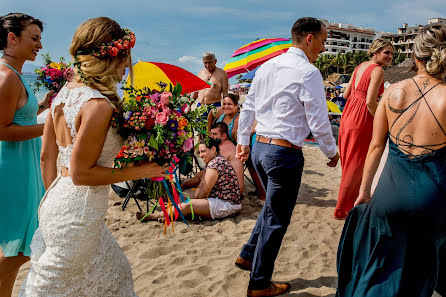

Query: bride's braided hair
69 17 134 103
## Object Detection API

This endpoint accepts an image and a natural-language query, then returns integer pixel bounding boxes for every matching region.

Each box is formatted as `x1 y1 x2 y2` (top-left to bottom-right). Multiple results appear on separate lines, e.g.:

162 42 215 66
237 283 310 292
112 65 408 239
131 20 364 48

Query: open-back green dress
337 79 446 296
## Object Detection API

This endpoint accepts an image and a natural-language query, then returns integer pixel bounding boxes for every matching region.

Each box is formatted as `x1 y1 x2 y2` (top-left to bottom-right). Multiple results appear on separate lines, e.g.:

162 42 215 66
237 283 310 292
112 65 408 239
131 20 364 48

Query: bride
19 17 169 296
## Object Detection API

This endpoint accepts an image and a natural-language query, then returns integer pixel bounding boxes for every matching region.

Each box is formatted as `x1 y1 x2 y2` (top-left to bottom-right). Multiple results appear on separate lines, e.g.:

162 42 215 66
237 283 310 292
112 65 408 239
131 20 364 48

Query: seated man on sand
141 138 241 221
209 122 244 193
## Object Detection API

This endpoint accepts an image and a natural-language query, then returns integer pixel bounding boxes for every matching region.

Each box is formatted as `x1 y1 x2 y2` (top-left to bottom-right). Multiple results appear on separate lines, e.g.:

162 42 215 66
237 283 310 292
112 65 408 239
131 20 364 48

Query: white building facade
320 20 376 56
382 18 446 57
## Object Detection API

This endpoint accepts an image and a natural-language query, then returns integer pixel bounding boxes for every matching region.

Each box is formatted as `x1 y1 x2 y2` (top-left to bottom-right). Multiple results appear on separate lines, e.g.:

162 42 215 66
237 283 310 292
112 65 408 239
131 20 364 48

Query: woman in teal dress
208 93 240 145
336 24 446 297
0 13 50 296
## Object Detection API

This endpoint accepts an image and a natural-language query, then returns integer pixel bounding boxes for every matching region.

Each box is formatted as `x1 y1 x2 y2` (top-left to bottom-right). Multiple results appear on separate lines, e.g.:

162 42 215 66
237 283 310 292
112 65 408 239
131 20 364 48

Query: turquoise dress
336 79 446 296
0 63 45 257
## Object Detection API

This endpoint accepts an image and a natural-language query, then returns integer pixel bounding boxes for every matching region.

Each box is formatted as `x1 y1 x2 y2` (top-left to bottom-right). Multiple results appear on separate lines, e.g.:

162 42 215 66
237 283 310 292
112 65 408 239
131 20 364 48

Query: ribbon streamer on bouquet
168 160 194 219
170 170 194 220
158 197 170 235
161 178 189 226
138 161 194 226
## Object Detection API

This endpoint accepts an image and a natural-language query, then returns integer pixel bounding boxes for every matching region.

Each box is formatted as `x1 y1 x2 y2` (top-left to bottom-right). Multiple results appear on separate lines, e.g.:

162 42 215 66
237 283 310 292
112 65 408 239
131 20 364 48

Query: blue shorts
197 102 221 118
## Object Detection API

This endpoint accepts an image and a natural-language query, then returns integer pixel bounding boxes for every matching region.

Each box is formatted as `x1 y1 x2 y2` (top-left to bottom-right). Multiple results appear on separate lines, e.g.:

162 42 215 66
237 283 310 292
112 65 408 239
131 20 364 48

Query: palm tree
352 51 369 68
392 52 406 66
331 52 344 74
339 52 353 74
314 54 333 78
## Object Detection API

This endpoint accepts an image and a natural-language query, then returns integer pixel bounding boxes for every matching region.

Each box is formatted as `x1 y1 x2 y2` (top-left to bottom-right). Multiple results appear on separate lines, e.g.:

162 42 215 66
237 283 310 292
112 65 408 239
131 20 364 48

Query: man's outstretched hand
236 144 250 162
327 152 340 167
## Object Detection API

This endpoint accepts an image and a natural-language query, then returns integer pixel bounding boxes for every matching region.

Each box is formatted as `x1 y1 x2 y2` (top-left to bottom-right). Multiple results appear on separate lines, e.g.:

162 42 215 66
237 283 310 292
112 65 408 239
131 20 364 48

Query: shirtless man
210 122 244 193
194 52 229 109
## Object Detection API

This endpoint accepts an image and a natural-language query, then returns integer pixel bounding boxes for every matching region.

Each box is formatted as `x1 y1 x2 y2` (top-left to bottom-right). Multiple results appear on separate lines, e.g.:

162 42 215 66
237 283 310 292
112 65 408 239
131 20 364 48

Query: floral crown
76 28 135 59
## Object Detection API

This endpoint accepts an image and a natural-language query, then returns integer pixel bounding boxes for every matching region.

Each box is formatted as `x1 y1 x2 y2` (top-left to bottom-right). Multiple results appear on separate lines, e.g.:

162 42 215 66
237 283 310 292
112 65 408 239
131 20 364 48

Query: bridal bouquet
34 53 74 105
112 83 208 232
112 83 207 167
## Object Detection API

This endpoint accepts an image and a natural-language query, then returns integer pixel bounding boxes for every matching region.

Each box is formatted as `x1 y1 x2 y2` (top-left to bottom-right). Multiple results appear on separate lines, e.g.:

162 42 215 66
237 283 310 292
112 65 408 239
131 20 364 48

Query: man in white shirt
234 17 339 297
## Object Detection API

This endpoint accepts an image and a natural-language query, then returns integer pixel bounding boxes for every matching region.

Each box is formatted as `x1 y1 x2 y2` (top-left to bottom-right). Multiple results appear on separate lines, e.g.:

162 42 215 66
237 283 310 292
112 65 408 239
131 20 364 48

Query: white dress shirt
238 47 337 158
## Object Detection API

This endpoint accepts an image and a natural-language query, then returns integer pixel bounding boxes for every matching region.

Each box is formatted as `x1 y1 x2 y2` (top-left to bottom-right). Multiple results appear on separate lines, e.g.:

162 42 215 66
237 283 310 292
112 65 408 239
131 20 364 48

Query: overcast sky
2 0 445 81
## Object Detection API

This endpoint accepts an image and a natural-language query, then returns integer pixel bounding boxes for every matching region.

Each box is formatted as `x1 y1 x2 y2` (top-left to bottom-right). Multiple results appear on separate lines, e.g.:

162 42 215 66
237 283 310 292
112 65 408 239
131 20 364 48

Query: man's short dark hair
291 17 325 44
211 122 229 138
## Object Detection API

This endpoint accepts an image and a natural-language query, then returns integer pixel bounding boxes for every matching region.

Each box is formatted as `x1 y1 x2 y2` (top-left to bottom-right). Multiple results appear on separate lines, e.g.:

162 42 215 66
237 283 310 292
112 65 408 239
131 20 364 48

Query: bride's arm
41 111 58 189
70 99 169 186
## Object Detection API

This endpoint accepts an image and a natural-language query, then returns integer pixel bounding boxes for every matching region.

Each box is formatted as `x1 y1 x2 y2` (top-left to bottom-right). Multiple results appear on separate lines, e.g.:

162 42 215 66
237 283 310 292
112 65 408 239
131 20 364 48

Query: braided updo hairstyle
0 13 43 50
69 17 132 102
413 24 446 81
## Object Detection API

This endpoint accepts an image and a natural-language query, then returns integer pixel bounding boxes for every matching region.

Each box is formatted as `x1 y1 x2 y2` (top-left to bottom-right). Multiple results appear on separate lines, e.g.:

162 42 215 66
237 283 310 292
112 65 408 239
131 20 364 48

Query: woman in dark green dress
337 24 446 297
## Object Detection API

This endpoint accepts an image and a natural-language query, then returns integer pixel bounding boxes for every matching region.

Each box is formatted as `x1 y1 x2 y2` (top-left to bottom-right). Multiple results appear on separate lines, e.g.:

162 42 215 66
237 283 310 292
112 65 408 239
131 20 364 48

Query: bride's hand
354 192 371 206
142 162 170 178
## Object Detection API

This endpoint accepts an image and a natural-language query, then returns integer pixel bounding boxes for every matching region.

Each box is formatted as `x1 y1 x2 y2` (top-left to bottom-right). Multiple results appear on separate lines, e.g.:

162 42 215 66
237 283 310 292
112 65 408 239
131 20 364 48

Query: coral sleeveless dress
335 63 384 219
0 62 45 257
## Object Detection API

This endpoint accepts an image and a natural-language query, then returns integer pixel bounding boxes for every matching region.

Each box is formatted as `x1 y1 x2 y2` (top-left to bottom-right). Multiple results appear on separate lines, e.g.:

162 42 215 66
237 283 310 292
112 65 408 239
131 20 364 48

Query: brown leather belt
256 135 302 150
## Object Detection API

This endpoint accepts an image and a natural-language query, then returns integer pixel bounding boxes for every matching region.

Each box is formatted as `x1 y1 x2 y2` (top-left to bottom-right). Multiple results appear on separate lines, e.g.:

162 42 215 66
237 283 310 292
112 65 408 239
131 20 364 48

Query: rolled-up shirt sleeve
300 70 337 158
237 77 257 146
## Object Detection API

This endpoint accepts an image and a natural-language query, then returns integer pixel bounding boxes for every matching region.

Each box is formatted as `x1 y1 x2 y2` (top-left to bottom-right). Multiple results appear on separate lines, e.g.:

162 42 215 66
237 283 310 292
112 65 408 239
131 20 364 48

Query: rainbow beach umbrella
127 61 210 95
224 38 292 78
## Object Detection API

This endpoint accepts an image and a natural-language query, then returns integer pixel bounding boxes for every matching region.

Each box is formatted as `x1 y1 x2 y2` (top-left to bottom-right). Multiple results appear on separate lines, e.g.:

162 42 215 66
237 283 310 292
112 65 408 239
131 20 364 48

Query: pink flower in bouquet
177 130 186 138
182 137 194 152
155 111 169 126
181 103 191 114
149 92 160 103
46 68 63 80
142 106 152 116
63 67 74 81
160 92 172 106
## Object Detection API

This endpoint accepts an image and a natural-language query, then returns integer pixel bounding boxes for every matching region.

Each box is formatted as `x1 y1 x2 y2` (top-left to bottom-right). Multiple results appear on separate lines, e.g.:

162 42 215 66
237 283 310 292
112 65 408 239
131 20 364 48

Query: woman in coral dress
334 38 394 219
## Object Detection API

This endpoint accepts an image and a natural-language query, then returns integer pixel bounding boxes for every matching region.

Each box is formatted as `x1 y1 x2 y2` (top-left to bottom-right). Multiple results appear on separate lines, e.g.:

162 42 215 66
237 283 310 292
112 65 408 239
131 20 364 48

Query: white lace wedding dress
19 86 138 297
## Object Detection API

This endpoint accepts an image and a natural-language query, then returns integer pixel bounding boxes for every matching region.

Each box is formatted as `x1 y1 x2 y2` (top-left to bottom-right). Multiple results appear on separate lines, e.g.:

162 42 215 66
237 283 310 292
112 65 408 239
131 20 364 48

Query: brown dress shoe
235 256 252 271
246 282 291 297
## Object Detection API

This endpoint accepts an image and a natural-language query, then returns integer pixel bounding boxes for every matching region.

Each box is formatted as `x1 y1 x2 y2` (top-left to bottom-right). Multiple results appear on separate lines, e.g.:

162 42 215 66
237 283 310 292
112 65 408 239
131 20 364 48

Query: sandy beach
12 146 441 297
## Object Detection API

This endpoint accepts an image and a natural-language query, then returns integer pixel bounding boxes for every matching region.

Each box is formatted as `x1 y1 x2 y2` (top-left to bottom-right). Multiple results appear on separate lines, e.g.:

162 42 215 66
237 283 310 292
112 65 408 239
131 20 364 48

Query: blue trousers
239 140 304 290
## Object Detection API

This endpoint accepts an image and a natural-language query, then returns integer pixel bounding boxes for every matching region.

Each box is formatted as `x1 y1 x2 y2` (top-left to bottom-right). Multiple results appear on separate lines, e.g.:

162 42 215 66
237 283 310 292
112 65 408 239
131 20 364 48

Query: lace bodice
19 86 137 296
51 86 123 171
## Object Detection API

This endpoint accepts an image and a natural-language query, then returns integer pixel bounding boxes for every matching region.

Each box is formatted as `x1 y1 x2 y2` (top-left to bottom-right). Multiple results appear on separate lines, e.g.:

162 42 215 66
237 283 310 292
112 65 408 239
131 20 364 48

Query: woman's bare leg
0 251 29 297
138 198 212 221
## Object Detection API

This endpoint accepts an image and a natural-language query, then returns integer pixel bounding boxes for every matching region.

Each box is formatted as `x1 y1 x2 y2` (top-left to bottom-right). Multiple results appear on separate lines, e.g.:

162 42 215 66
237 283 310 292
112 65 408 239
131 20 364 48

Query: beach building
382 18 446 57
319 20 377 56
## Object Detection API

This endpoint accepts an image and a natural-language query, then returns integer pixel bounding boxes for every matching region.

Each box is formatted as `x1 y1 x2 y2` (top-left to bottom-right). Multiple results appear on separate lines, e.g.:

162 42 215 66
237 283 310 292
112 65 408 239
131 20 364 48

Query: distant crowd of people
1 12 445 297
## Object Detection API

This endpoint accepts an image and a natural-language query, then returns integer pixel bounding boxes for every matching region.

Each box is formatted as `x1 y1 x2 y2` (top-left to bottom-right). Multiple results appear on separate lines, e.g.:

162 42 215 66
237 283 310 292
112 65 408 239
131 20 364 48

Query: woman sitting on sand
140 138 241 221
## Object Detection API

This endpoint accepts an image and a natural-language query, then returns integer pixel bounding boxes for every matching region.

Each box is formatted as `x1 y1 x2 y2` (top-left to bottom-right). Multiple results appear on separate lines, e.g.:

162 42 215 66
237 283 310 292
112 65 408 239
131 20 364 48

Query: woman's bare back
385 76 446 156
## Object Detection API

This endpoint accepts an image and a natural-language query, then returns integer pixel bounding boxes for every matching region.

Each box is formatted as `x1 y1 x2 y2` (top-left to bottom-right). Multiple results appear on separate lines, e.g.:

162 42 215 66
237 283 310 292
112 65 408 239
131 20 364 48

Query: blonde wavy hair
413 24 446 81
368 38 394 58
69 17 133 102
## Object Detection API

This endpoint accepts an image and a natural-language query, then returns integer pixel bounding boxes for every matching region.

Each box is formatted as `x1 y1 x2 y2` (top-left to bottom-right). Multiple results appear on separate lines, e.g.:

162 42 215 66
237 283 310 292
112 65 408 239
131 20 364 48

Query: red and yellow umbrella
127 61 210 95
224 38 292 78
